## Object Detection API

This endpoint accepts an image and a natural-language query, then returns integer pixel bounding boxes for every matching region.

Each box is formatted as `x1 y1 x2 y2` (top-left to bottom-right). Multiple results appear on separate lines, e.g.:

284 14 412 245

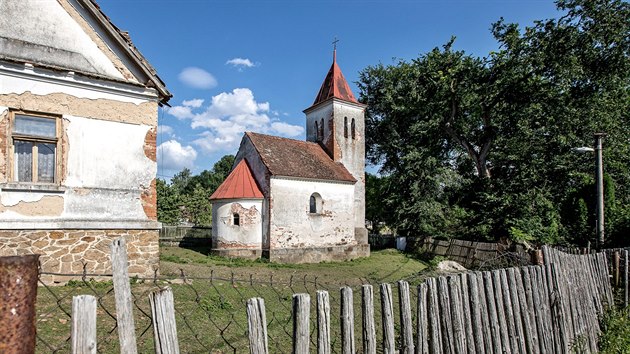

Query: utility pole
594 133 606 248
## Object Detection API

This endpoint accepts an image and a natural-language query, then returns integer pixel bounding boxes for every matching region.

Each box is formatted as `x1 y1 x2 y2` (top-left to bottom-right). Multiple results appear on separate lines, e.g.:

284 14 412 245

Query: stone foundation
267 244 370 263
210 248 263 260
0 229 159 283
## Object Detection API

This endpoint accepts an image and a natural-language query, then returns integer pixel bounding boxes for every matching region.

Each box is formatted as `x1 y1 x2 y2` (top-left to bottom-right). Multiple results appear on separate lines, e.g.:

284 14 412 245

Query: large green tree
359 0 629 245
156 155 236 226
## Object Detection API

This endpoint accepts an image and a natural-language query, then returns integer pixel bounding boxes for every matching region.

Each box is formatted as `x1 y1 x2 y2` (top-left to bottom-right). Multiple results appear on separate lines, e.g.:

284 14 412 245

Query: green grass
599 307 630 353
159 246 428 285
36 247 428 353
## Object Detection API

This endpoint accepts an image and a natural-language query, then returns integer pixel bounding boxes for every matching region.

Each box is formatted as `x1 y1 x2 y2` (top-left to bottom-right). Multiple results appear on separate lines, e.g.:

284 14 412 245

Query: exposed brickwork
141 178 157 220
0 229 159 283
144 126 157 162
0 110 9 182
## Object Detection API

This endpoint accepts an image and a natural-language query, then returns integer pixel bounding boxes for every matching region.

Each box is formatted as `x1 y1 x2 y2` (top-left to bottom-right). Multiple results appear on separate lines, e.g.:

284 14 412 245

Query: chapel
210 50 370 262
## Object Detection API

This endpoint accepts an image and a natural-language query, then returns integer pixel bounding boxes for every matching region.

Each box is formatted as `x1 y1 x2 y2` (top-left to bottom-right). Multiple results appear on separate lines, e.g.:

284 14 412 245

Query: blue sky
98 0 560 179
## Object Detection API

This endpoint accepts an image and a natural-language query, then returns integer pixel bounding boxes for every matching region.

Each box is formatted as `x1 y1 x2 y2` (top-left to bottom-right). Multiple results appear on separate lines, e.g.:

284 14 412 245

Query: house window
309 193 322 214
11 113 59 183
351 118 356 139
233 213 240 226
344 117 348 138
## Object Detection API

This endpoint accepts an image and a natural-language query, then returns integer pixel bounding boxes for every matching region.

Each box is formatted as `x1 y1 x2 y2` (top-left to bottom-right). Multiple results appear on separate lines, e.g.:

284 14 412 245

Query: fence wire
35 266 424 354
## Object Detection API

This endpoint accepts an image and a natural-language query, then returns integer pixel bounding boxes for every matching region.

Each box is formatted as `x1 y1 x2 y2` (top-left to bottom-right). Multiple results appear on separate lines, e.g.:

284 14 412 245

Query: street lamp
575 132 607 248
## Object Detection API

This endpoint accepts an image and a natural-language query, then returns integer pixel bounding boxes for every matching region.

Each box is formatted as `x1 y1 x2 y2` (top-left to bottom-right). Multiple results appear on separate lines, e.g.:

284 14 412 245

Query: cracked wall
212 200 263 250
269 177 355 249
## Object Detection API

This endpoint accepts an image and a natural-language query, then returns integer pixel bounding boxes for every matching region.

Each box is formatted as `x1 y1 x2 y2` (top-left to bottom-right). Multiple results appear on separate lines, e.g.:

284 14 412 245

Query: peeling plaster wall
0 0 124 79
0 113 156 223
211 200 263 250
305 100 367 236
234 136 271 247
0 66 158 227
333 101 366 232
269 177 355 249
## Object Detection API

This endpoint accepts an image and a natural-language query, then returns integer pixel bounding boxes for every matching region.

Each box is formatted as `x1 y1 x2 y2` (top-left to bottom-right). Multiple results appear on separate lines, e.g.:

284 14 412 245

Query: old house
0 0 170 280
210 51 370 262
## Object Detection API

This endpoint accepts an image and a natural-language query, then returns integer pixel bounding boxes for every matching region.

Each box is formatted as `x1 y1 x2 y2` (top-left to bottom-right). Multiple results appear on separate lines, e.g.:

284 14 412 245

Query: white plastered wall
0 65 158 229
269 177 355 249
0 0 124 79
212 200 263 249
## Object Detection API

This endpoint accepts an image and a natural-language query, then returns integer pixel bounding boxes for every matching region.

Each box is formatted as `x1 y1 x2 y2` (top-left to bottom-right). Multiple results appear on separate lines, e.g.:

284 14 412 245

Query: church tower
303 49 368 241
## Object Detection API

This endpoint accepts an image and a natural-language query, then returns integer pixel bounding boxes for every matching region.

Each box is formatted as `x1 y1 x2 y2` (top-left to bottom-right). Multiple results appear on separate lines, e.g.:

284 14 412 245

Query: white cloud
271 121 303 137
182 98 204 108
157 140 197 171
226 57 256 69
157 125 174 136
166 106 194 120
169 88 303 153
178 67 217 89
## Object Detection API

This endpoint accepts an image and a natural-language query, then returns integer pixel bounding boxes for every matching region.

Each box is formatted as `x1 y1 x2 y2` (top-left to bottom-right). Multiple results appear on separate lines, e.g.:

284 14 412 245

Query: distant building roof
311 50 358 106
245 132 356 183
210 159 263 200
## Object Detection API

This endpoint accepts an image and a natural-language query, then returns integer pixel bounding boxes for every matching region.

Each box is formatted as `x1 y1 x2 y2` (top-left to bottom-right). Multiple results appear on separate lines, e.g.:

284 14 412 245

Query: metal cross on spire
332 37 339 61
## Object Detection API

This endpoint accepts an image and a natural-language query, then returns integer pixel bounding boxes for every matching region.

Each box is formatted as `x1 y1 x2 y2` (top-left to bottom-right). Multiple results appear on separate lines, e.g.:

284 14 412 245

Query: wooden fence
57 241 625 353
246 246 614 353
159 225 212 247
406 236 530 269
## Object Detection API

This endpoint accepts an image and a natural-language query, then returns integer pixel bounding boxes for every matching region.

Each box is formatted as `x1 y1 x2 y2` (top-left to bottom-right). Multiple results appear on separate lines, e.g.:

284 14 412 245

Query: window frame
9 110 61 185
309 192 323 214
351 118 356 140
233 213 240 226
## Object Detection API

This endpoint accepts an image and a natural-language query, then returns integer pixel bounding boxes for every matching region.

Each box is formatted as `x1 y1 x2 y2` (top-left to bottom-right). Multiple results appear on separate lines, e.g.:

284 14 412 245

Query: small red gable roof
209 159 263 200
311 50 358 106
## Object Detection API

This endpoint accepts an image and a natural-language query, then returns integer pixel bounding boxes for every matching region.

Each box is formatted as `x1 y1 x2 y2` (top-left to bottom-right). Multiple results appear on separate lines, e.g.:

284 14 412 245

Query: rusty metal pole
0 255 40 354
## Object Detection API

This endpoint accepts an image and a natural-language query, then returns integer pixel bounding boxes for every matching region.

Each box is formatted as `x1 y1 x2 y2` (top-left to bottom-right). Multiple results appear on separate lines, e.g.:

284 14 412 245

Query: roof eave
77 0 172 104
303 97 367 114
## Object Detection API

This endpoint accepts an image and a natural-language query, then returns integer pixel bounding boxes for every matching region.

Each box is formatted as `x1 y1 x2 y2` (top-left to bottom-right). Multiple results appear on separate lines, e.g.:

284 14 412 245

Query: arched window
233 213 240 226
320 118 324 139
314 121 319 140
309 193 322 214
351 118 356 139
344 117 348 138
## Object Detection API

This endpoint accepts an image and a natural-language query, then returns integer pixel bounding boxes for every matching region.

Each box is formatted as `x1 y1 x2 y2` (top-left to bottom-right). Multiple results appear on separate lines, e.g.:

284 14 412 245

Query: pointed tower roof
311 50 359 106
209 159 263 200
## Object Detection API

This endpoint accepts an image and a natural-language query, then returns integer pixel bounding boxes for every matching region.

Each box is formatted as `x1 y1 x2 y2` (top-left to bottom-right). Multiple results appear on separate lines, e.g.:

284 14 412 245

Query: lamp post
594 133 606 248
575 132 607 248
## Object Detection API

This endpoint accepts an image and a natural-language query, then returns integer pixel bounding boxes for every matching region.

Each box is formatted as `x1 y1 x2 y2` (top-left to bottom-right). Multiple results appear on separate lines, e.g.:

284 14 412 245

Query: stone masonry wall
0 229 158 283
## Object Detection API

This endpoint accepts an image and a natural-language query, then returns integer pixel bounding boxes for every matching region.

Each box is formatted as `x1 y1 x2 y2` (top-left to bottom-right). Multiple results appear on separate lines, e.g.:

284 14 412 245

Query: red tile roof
209 159 263 200
245 132 356 183
311 50 358 106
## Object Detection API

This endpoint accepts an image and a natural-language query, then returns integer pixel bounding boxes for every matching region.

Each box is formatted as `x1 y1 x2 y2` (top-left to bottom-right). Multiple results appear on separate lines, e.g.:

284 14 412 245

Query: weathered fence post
380 283 395 353
467 273 485 354
71 295 97 354
316 290 331 354
149 287 180 354
246 297 268 354
613 251 620 289
340 286 355 354
361 285 377 354
624 250 629 308
397 280 415 353
110 238 138 354
292 293 310 354
416 283 429 354
0 255 39 354
426 278 443 354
